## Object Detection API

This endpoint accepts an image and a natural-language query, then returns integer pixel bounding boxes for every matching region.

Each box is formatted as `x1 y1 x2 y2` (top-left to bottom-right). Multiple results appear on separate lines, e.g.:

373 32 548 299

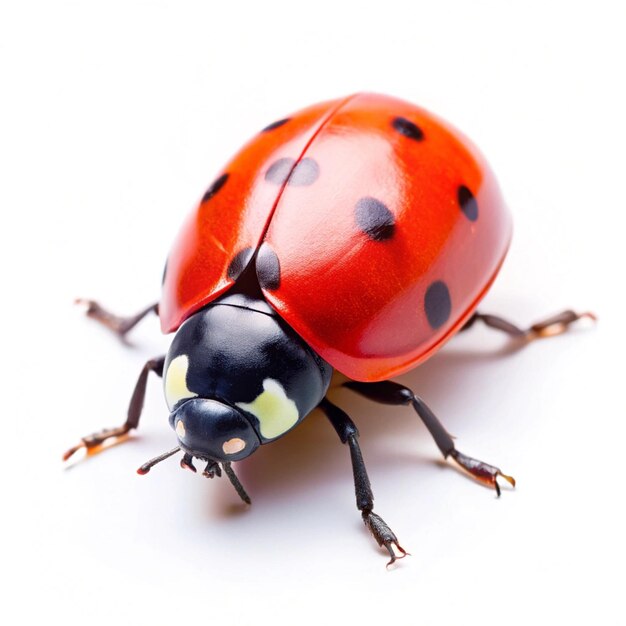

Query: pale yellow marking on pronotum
175 420 186 438
165 354 197 410
236 379 299 439
222 437 246 455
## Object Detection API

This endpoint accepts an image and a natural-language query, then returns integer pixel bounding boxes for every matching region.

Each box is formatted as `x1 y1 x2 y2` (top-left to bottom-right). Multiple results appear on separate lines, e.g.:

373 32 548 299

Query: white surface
1 1 624 624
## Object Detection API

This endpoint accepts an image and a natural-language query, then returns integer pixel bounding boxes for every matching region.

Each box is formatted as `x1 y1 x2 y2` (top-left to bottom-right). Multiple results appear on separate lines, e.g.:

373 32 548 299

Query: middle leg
344 381 515 496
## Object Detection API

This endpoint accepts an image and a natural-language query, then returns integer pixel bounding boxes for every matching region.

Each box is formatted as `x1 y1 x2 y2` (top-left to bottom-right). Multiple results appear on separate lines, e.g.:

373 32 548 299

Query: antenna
137 446 181 474
223 462 251 504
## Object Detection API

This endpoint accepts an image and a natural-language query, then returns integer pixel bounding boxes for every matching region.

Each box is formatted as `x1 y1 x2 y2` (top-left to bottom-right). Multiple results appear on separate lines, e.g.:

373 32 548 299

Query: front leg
344 381 515 496
63 355 165 461
318 398 408 567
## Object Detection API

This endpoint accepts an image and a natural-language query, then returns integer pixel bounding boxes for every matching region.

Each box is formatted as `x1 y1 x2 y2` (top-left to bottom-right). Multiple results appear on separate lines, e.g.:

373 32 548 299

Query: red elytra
160 93 512 381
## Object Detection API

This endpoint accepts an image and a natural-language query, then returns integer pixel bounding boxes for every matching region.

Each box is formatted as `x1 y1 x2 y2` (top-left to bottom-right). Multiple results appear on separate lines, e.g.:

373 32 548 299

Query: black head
162 293 332 466
168 398 259 462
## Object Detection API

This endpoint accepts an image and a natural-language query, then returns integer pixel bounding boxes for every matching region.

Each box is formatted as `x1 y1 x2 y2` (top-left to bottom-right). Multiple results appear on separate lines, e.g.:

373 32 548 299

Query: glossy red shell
160 93 512 382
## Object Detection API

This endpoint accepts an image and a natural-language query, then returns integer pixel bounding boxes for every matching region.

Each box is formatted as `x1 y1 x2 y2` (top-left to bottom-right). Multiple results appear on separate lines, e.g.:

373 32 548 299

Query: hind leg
76 300 159 340
461 309 596 341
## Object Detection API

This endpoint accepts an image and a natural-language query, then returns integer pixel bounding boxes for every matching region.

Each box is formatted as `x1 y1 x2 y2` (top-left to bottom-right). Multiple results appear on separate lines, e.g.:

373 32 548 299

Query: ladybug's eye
164 355 197 411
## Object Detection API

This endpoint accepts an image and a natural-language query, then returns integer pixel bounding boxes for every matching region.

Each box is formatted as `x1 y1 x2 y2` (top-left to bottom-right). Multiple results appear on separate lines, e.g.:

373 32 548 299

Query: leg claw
450 449 516 496
62 426 131 462
362 511 409 567
527 310 597 340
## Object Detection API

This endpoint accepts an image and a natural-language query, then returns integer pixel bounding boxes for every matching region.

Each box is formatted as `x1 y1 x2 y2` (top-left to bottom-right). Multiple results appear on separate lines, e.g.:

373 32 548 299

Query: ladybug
65 93 594 565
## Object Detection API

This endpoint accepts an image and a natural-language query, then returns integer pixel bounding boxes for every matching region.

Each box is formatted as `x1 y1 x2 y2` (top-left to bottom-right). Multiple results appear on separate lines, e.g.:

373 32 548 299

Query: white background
1 1 625 624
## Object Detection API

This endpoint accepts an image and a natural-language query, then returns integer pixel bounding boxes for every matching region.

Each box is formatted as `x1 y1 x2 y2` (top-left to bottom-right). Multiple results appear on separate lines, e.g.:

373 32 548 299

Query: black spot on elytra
355 197 395 241
265 157 320 186
288 158 319 186
457 185 478 221
392 117 424 141
424 281 451 329
202 173 229 203
265 158 295 185
262 118 290 132
256 243 280 290
227 247 254 280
